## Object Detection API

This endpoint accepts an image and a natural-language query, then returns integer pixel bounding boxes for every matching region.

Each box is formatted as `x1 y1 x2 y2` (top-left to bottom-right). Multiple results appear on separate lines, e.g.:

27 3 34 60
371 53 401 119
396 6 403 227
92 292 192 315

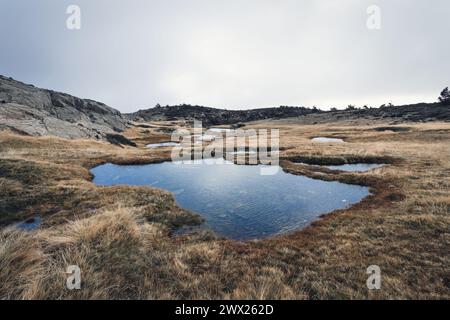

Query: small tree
438 87 450 105
346 104 356 111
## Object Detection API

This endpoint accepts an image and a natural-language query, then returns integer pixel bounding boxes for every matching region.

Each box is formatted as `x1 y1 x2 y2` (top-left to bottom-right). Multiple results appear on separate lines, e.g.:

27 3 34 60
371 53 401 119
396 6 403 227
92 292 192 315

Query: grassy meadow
0 120 449 299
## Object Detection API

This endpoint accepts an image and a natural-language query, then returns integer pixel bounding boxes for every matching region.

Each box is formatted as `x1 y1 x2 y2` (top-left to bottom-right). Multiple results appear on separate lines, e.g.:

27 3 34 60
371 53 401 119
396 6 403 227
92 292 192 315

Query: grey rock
0 75 129 140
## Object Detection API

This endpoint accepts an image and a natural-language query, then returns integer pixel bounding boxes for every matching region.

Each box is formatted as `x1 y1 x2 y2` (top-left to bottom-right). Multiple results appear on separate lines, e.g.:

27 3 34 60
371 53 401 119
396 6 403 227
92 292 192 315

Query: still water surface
311 137 344 143
91 159 370 240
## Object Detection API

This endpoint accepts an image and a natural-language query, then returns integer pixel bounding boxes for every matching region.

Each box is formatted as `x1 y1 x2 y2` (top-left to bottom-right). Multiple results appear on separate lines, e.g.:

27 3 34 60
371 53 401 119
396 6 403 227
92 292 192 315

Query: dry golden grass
0 120 449 299
123 120 187 147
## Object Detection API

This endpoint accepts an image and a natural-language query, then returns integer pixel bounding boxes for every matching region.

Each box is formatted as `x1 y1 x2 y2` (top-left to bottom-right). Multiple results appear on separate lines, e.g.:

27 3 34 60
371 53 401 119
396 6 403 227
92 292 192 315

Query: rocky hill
0 75 129 140
126 104 321 126
339 103 449 122
303 103 450 124
127 102 450 125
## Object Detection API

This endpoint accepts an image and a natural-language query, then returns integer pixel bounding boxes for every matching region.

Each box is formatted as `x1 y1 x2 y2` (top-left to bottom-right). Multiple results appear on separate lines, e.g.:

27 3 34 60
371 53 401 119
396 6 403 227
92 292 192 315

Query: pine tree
438 87 450 105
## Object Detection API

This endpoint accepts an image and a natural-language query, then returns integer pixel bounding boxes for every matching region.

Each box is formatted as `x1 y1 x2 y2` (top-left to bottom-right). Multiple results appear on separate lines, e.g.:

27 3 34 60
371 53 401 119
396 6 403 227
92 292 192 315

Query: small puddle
194 134 216 142
228 150 258 155
326 163 385 172
16 216 41 231
295 162 385 172
208 128 234 133
91 159 370 240
311 137 344 143
147 142 180 148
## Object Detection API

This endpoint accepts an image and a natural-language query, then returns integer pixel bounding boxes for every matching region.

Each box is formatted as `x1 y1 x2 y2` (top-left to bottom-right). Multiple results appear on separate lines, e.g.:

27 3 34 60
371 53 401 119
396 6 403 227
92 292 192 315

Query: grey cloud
0 0 449 112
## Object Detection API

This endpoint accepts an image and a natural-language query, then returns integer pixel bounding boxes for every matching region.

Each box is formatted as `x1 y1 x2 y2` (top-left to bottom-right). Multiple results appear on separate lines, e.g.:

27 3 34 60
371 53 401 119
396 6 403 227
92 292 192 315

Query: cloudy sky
0 0 449 112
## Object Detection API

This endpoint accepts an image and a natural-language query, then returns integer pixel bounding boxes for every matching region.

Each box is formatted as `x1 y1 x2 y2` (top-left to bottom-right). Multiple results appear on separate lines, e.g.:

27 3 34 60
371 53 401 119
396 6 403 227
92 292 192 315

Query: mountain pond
91 159 370 240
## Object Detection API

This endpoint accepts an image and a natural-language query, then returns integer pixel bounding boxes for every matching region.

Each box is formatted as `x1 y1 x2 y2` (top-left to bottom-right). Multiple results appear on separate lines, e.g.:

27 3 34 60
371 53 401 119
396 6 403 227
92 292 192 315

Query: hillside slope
126 104 321 125
127 103 450 125
0 75 128 140
276 103 450 125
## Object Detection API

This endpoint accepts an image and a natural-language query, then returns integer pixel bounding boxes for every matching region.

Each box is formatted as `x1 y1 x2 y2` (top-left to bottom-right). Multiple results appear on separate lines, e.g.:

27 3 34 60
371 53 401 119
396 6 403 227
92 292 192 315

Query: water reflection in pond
311 137 344 143
228 150 258 155
147 142 180 148
295 162 385 172
91 159 370 240
208 128 233 133
16 216 41 231
326 163 385 172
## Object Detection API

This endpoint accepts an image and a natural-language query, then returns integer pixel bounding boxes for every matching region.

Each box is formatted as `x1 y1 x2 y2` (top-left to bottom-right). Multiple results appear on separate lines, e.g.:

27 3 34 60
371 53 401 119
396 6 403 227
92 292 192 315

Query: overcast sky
0 0 449 112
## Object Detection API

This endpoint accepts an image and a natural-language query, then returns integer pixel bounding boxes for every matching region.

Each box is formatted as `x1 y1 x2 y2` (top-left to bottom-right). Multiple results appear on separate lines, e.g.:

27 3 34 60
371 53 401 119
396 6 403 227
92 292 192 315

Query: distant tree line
153 87 450 112
337 86 450 111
